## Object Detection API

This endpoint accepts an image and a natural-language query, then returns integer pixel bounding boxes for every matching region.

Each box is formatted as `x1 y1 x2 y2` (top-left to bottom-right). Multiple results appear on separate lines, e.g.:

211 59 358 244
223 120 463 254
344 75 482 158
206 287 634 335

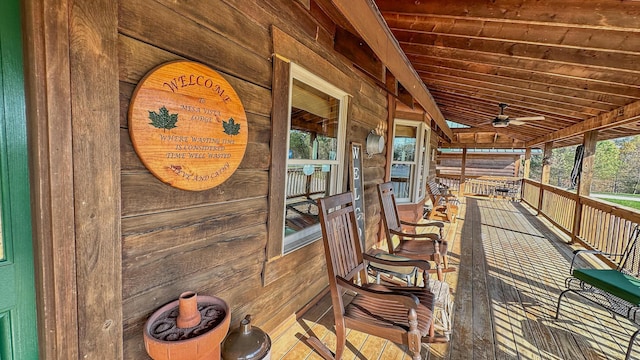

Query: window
390 120 431 203
282 64 349 254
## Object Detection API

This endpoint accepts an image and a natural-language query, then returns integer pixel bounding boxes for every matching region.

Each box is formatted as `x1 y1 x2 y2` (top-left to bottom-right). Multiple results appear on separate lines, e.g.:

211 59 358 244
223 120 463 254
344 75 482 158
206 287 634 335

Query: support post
523 147 531 179
538 142 553 214
459 148 467 196
572 130 598 243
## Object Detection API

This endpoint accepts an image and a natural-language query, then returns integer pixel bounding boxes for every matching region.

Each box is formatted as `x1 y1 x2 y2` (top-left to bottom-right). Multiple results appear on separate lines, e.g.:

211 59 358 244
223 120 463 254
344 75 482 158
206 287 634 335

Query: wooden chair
308 192 445 360
426 179 458 223
378 182 454 281
378 182 452 281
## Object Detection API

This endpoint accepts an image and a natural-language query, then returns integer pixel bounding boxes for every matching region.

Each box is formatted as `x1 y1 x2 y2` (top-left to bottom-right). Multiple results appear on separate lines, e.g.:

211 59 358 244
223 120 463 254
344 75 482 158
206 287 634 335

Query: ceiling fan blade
509 120 526 125
513 116 545 121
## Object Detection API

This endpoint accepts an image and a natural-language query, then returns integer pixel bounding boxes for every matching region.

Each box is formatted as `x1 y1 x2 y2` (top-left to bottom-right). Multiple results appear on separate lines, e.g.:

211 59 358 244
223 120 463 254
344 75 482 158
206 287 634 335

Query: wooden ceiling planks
373 0 640 148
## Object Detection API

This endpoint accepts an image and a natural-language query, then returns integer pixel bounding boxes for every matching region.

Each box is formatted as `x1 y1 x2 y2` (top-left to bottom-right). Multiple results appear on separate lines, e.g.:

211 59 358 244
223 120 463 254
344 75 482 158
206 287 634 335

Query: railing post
571 197 582 244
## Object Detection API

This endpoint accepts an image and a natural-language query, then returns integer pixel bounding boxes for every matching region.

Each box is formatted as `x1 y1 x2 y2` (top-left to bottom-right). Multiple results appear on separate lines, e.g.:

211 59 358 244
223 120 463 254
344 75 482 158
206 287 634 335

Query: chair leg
626 328 640 360
335 323 347 360
555 289 571 319
407 308 422 360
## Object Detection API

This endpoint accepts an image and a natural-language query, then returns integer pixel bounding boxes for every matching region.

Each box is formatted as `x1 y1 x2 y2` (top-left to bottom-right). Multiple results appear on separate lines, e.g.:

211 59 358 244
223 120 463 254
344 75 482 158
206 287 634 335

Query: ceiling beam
526 100 640 147
423 78 592 119
376 0 640 31
402 44 640 88
393 30 640 72
384 14 640 55
407 54 639 103
413 63 619 111
330 0 453 140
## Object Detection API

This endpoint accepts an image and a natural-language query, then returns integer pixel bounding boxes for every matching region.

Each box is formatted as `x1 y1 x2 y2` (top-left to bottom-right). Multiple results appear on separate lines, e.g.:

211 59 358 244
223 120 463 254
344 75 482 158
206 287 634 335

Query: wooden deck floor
270 197 640 360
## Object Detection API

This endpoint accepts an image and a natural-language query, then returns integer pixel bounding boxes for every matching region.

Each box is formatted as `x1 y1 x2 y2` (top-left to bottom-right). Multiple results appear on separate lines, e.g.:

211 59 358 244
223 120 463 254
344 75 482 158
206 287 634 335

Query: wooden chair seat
395 238 449 258
345 284 434 339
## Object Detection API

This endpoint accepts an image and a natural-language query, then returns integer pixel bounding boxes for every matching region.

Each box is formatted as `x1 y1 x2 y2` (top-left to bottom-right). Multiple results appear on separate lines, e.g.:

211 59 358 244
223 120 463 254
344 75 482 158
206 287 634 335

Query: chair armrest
570 248 622 273
364 253 431 272
390 229 441 241
400 220 444 229
336 276 420 309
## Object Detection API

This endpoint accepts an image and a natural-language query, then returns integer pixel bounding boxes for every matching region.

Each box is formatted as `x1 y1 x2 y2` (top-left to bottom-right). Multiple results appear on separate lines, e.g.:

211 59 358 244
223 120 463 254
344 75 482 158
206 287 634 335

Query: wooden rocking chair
378 182 453 281
308 192 446 360
426 180 458 223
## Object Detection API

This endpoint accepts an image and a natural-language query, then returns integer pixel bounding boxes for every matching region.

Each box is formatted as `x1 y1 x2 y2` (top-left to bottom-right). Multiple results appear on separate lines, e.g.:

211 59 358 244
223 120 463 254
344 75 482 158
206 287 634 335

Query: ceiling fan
490 103 545 128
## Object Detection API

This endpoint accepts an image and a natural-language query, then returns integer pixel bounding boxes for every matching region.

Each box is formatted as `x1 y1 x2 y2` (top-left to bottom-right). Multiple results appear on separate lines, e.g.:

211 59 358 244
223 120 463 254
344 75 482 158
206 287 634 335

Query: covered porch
270 195 640 359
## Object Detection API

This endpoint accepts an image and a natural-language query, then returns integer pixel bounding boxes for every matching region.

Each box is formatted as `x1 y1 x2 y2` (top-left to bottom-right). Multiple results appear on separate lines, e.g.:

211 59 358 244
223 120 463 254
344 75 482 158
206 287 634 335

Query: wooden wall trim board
21 0 80 358
266 55 290 265
69 0 123 357
272 26 358 94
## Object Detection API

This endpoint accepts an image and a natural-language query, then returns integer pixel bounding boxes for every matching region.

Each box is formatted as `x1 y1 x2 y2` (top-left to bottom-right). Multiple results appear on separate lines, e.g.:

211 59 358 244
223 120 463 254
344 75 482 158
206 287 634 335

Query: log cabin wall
118 0 388 357
438 153 520 177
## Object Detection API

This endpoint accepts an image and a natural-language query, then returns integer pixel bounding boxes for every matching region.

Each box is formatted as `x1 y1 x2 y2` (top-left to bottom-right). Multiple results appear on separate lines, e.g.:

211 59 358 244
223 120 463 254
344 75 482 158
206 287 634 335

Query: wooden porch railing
286 167 327 199
436 175 640 266
437 174 521 198
520 179 640 266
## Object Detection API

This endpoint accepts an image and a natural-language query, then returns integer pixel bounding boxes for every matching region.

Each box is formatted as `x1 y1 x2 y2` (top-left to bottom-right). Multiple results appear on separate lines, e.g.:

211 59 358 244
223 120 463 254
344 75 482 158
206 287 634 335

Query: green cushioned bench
556 224 640 360
573 269 640 306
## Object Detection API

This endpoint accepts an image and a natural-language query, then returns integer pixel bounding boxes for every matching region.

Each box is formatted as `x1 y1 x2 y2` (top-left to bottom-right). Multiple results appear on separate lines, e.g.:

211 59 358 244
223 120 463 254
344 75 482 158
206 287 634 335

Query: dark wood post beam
526 101 640 148
330 0 453 140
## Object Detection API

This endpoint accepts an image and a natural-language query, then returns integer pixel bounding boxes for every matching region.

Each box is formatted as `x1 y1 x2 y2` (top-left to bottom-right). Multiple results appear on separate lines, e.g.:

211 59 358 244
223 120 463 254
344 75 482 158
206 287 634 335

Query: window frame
281 63 349 254
390 119 431 204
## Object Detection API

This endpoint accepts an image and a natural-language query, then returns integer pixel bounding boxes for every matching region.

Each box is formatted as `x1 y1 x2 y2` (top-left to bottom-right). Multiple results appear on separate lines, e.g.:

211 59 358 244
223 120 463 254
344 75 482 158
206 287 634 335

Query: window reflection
283 77 344 253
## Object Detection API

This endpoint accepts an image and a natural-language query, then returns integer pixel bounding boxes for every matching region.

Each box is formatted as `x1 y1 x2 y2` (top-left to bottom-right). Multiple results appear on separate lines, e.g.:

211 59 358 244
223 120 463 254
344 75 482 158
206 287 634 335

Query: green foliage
529 153 543 181
550 145 577 187
600 198 640 211
148 106 178 131
223 117 240 135
594 140 621 179
289 130 310 159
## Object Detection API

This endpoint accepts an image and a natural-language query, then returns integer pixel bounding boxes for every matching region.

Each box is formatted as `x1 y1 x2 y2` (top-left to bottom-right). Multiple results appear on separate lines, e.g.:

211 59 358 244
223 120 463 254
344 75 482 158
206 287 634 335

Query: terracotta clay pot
143 292 230 360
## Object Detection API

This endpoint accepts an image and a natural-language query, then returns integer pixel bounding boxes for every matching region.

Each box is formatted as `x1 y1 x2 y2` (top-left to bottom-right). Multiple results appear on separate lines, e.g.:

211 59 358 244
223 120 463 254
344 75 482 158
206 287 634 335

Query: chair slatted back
426 180 441 205
618 224 640 276
317 192 367 284
377 182 403 254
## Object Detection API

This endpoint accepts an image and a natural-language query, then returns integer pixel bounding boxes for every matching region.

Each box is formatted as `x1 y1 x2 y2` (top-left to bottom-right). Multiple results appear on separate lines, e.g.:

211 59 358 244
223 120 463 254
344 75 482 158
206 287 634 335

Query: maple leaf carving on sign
223 117 240 135
148 106 178 131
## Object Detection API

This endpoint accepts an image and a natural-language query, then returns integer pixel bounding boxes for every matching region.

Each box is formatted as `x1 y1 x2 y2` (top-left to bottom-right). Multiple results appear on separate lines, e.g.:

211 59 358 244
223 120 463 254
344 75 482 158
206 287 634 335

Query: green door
0 0 39 358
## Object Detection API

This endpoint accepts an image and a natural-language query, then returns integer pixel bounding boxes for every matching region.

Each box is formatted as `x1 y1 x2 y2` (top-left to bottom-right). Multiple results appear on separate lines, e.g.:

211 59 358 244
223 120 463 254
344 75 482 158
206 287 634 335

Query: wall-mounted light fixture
366 131 384 157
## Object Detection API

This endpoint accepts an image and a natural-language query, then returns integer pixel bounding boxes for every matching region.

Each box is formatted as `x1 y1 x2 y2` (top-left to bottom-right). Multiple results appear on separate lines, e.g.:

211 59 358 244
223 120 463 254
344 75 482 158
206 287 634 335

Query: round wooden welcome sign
129 61 248 191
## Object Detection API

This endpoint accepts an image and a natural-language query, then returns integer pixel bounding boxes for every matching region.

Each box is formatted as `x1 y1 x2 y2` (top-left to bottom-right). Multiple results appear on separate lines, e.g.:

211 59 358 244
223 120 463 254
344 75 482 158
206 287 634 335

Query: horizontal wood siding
438 154 519 177
118 0 388 357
